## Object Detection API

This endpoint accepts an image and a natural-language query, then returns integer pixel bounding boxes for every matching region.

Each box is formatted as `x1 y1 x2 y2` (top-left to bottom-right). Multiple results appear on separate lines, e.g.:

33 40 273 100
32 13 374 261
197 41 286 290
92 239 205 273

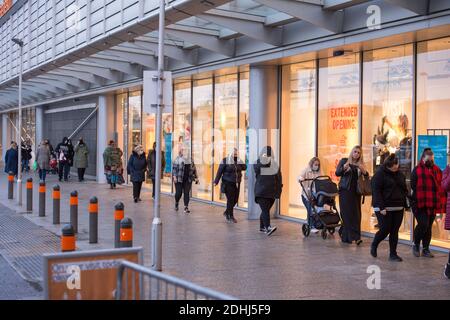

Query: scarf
416 161 446 215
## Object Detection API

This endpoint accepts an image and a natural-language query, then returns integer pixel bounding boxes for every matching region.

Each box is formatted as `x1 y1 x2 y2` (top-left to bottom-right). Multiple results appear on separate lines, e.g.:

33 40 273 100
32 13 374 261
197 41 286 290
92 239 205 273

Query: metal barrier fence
116 260 237 300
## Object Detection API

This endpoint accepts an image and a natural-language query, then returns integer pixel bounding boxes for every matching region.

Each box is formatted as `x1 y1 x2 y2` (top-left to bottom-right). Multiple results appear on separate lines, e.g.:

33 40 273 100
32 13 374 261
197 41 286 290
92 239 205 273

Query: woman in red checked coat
410 148 446 258
441 164 450 279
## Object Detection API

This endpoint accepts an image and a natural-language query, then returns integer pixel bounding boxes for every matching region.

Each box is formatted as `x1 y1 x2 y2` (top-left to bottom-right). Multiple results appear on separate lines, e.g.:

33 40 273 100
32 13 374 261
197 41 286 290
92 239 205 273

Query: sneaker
444 263 450 279
134 198 138 203
389 254 403 262
266 226 277 236
370 244 377 258
184 207 190 214
412 245 421 257
175 203 179 211
311 228 320 234
356 239 363 246
422 249 434 258
230 217 237 223
259 227 266 233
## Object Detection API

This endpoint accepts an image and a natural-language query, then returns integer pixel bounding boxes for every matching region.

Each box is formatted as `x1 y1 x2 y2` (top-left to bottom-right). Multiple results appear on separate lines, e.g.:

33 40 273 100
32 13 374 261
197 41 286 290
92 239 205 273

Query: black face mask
425 159 433 168
79 140 84 145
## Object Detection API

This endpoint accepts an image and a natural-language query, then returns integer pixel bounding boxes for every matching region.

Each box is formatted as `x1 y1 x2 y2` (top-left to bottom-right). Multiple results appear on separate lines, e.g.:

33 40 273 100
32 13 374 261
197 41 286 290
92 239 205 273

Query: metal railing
115 260 237 300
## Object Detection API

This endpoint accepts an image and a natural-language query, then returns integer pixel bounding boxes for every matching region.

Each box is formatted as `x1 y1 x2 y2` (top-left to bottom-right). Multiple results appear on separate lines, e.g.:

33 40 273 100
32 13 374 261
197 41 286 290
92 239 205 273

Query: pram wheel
321 229 327 240
328 228 335 235
302 224 310 237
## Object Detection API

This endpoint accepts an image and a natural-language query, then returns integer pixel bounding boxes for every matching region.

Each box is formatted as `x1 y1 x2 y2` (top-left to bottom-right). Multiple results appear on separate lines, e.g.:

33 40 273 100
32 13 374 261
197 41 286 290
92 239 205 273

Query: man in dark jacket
4 142 18 176
254 146 282 235
410 148 446 258
21 140 32 173
370 154 408 261
214 148 247 223
55 137 71 182
148 142 166 199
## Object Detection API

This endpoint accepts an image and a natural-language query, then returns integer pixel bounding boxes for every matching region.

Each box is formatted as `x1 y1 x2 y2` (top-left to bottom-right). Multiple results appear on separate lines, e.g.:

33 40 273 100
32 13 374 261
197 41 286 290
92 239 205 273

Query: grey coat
74 143 89 168
36 145 51 170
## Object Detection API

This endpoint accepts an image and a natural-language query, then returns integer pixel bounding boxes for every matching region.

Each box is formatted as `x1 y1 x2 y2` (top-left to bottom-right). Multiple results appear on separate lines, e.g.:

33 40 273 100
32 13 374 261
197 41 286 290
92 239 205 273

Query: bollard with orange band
89 197 98 244
114 202 124 248
52 185 60 224
39 181 46 217
70 191 78 233
61 224 76 252
119 217 133 248
7 171 14 199
26 178 33 212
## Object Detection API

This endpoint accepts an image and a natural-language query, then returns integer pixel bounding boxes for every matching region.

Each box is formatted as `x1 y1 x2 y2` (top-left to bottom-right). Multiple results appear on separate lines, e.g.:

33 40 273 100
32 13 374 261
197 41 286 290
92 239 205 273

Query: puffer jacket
214 156 247 185
371 164 408 211
254 159 282 200
103 146 123 168
441 165 450 230
127 152 147 182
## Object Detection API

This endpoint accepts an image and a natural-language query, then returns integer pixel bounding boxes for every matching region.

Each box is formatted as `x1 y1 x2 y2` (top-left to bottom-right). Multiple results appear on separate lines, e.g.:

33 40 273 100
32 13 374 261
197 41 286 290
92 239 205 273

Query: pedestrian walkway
0 171 449 299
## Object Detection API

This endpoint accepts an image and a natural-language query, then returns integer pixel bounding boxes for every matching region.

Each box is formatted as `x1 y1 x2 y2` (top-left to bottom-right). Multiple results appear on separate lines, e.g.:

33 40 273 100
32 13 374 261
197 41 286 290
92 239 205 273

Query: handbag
32 160 38 171
357 174 372 196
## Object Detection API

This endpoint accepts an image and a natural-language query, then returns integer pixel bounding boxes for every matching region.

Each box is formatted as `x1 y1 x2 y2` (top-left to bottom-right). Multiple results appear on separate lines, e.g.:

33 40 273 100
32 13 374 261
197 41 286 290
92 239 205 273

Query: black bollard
89 197 98 244
114 202 124 248
61 224 76 252
119 217 133 248
70 191 78 233
52 185 60 224
26 178 33 212
8 171 14 199
39 181 46 217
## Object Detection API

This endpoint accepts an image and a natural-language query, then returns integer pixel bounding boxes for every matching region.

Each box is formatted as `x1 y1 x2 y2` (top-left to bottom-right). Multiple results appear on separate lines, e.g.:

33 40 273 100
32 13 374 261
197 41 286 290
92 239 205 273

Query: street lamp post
151 0 165 271
12 38 24 206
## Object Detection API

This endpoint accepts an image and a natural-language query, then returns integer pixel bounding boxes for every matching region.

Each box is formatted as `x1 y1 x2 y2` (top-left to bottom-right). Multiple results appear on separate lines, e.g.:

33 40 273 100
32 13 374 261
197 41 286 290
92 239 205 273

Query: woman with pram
298 157 323 233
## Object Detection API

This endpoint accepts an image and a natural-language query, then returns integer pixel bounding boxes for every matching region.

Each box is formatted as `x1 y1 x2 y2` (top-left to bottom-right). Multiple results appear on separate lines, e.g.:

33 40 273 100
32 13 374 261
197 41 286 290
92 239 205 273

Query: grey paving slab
0 172 449 300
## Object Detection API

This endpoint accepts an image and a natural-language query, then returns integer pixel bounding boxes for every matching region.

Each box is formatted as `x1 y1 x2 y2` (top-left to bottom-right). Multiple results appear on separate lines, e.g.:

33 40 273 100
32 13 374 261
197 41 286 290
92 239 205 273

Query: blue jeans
22 159 29 172
110 173 118 184
302 195 313 226
39 169 47 182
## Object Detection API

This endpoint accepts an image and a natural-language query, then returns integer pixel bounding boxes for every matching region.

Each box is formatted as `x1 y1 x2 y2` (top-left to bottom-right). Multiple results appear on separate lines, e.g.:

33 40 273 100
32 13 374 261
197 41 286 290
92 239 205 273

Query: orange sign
0 0 12 18
43 247 143 300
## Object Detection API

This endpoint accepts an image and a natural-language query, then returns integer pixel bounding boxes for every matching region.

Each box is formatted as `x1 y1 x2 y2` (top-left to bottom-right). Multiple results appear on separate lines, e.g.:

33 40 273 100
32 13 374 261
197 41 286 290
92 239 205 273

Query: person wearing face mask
298 157 323 234
441 163 450 279
214 148 247 223
335 145 368 245
410 148 446 258
55 137 71 182
254 146 282 235
370 154 408 262
172 148 199 213
74 138 89 182
127 145 147 203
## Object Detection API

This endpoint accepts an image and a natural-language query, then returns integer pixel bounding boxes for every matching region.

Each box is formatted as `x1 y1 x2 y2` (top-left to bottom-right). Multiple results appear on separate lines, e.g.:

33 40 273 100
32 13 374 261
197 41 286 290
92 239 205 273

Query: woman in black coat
214 148 247 223
254 146 282 236
127 145 147 203
370 154 408 262
336 145 368 245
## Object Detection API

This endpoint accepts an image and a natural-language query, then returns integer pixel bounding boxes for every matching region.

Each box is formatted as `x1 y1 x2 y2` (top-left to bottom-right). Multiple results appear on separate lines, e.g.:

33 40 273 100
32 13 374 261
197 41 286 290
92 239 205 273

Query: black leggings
372 210 404 255
257 197 275 229
175 181 192 207
224 182 239 218
132 181 143 200
413 208 435 249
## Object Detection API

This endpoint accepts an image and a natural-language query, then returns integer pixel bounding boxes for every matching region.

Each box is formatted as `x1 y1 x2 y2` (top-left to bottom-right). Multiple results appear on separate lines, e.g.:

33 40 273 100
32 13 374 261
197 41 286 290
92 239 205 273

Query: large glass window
281 61 317 219
192 79 213 200
417 37 450 248
129 91 142 156
362 44 413 240
238 72 249 208
213 74 238 203
174 82 192 158
318 54 360 183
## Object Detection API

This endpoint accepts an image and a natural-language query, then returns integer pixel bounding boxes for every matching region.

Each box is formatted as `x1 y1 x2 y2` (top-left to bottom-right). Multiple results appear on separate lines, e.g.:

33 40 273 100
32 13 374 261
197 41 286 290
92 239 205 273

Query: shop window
362 44 413 240
238 72 249 208
280 61 317 219
417 37 450 248
128 91 142 157
192 79 213 201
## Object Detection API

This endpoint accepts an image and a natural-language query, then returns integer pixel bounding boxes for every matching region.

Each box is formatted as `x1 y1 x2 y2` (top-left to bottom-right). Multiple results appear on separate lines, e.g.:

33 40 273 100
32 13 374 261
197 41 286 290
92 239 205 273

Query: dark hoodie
371 164 408 211
55 137 70 163
253 146 283 200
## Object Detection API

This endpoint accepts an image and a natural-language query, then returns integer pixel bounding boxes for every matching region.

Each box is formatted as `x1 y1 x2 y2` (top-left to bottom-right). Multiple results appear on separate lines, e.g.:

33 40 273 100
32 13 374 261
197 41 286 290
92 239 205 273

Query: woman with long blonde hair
335 145 368 245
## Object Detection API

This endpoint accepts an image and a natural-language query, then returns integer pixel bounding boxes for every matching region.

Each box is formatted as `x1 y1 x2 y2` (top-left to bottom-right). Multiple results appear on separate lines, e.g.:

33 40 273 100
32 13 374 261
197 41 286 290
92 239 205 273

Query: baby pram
299 176 343 240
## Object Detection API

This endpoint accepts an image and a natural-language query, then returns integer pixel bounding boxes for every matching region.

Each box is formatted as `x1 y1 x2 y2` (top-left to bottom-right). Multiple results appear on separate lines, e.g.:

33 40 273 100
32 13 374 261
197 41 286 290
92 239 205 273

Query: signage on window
0 0 12 18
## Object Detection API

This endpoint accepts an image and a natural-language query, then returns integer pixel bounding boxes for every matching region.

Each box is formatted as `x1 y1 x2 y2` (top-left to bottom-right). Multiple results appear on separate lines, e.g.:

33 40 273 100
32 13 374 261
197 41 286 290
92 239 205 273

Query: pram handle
299 175 334 200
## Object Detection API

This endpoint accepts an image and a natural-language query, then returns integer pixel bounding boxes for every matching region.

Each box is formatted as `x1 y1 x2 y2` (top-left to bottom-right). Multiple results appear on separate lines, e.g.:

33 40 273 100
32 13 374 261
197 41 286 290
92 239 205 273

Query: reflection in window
192 79 213 201
417 37 450 248
362 44 413 240
281 61 316 219
129 91 142 157
238 72 249 208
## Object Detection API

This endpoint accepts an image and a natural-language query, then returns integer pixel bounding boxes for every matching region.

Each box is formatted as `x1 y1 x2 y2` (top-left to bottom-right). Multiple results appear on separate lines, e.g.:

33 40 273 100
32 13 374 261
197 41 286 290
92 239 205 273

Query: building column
97 95 115 183
35 106 44 147
2 114 7 163
247 65 280 220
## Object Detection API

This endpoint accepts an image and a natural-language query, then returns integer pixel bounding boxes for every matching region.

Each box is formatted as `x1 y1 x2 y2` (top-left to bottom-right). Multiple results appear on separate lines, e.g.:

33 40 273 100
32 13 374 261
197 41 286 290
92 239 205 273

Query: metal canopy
0 0 449 110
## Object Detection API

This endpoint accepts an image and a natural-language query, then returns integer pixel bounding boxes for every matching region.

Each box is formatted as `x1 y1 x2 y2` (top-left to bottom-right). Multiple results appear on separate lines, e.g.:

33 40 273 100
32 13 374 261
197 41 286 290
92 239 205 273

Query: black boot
370 244 377 258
